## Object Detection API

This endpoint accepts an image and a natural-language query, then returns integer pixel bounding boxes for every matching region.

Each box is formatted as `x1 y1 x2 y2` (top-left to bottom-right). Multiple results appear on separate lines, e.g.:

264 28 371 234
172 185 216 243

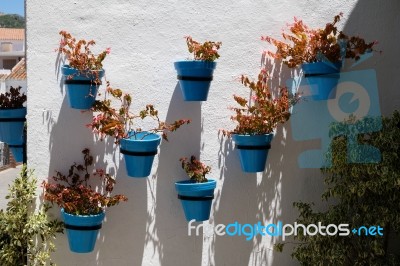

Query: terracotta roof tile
0 28 24 40
6 58 26 80
0 74 8 80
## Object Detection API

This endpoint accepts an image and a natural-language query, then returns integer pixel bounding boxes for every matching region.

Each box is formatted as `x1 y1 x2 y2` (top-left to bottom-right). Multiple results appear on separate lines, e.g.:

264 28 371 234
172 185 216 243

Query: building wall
0 57 18 69
26 0 400 265
0 40 24 69
0 40 24 52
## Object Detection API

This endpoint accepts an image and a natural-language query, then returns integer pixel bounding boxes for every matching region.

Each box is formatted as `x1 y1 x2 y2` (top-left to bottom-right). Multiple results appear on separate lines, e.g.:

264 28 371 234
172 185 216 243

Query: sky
0 0 24 16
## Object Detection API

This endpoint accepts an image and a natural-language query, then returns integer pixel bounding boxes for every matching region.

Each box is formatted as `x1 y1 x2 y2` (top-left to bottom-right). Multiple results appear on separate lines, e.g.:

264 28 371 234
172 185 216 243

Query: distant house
0 58 26 94
5 58 26 94
0 28 24 70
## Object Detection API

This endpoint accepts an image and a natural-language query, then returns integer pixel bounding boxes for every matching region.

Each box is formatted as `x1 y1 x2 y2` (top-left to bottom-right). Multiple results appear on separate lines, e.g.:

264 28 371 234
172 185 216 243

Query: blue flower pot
61 65 105 110
232 134 274 173
301 62 341 100
174 61 216 101
61 209 105 253
0 108 26 162
120 131 161 178
175 179 216 222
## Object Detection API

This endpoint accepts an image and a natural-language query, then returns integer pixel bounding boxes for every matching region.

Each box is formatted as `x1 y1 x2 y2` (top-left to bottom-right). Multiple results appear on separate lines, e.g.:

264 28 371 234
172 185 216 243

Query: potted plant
88 82 191 178
57 30 110 109
174 36 222 101
42 148 128 253
175 155 216 222
262 13 377 100
222 69 298 172
0 86 26 162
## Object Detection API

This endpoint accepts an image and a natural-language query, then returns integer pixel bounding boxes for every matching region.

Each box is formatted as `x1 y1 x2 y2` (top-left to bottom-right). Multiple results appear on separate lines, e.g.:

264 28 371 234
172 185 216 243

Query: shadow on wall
342 0 400 116
211 56 324 266
342 0 400 256
208 2 400 265
150 84 203 266
46 91 147 265
212 123 300 266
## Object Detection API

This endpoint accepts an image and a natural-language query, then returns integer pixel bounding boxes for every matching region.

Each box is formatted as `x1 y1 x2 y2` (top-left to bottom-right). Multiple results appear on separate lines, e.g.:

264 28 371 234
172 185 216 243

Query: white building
0 28 24 70
5 58 26 94
0 58 26 94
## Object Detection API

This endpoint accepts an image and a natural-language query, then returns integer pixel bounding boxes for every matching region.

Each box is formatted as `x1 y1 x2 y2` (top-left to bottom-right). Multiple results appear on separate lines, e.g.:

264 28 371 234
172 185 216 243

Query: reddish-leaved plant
87 82 191 143
42 148 127 215
57 30 110 83
262 13 378 68
222 69 298 136
180 155 211 183
185 36 222 62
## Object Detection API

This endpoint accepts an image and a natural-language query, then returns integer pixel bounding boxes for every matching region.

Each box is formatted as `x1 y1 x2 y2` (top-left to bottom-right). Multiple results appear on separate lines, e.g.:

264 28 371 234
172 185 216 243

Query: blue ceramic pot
175 179 216 222
232 134 274 173
61 65 104 109
61 209 105 253
0 108 26 162
301 62 342 100
174 61 216 101
120 131 161 178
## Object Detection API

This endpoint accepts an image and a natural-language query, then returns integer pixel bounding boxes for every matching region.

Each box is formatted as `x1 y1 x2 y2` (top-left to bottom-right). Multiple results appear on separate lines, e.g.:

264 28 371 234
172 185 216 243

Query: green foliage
0 165 64 266
276 111 400 265
0 14 25 28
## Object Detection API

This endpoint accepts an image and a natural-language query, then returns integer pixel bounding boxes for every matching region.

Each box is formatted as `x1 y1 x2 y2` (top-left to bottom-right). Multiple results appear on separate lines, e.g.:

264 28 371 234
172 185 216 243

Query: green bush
0 14 25 28
276 111 400 265
0 166 63 266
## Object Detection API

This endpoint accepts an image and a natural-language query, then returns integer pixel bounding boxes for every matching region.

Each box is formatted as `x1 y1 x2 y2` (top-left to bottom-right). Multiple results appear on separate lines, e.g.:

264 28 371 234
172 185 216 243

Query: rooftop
0 28 24 40
6 58 26 80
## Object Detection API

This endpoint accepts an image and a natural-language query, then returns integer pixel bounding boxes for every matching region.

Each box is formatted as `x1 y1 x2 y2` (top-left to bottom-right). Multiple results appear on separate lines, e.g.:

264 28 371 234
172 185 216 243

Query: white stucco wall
26 0 399 265
0 40 24 69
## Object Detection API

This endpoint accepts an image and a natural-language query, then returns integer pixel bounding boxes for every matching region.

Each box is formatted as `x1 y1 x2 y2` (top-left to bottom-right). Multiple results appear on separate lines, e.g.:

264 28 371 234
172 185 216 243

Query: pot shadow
342 0 400 116
97 150 147 266
211 134 260 265
148 84 203 266
212 117 321 266
210 57 324 265
341 0 400 257
45 93 146 265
